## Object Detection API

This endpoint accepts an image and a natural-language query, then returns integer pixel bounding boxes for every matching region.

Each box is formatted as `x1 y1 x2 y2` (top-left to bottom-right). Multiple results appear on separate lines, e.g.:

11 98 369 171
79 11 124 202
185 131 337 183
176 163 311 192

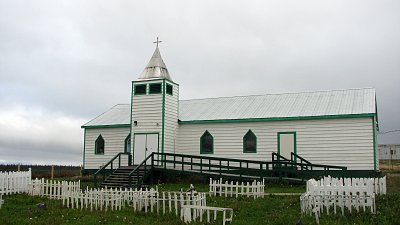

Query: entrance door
133 133 159 165
278 132 296 160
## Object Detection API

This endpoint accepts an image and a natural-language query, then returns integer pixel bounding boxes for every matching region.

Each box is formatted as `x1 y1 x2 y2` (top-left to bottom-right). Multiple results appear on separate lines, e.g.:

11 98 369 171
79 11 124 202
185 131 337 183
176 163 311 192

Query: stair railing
290 152 311 165
93 152 132 187
290 152 312 171
128 153 154 187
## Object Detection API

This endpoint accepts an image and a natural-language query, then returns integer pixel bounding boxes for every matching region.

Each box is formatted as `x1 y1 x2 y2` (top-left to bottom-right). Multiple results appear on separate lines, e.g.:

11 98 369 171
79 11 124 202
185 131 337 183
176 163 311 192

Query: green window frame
200 130 214 154
243 130 257 153
166 84 173 95
134 84 147 95
149 83 162 94
95 135 105 155
124 134 131 153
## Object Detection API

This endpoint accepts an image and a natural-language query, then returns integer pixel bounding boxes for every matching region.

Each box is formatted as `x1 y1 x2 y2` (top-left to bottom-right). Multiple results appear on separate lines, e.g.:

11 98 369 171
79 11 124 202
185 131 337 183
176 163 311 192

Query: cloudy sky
0 0 399 165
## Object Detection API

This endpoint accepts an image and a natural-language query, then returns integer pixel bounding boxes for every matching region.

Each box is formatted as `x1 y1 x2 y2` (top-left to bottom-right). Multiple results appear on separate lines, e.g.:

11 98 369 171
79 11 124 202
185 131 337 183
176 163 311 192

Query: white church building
82 46 379 174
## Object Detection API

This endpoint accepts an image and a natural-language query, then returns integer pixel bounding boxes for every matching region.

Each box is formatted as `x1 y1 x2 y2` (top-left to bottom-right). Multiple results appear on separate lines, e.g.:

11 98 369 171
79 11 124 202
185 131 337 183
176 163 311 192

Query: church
81 44 379 174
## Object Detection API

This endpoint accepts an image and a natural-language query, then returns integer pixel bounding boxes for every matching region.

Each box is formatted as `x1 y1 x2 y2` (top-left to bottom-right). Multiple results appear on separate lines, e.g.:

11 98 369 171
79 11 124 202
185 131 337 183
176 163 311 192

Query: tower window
166 84 173 95
95 135 105 155
134 84 146 95
243 130 257 153
149 83 162 94
200 130 214 154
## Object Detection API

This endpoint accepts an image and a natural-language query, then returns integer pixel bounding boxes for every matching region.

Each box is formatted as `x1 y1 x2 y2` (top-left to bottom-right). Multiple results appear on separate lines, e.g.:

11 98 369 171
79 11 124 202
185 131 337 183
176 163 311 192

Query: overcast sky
0 0 399 165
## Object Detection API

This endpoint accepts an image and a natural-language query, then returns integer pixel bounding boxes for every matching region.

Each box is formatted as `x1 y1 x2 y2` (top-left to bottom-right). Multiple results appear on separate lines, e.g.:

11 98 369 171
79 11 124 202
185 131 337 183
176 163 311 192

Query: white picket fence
300 176 386 224
0 169 32 195
209 178 264 199
63 187 127 211
28 178 80 199
130 191 207 216
182 205 233 225
0 194 3 209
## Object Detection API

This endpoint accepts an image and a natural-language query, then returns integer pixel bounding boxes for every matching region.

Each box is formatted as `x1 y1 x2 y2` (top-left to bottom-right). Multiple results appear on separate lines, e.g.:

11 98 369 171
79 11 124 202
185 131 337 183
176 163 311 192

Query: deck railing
128 153 154 187
152 152 347 182
94 152 132 187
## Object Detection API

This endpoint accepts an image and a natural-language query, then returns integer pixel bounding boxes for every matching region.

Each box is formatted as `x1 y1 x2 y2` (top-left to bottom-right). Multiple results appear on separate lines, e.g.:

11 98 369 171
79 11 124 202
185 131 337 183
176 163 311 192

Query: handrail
128 153 154 187
93 152 131 187
291 152 311 164
272 152 291 162
152 152 347 181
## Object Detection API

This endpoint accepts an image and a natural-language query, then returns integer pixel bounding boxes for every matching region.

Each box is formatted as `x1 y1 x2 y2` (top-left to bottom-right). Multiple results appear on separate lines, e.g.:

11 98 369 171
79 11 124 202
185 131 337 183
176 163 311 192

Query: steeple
138 38 172 81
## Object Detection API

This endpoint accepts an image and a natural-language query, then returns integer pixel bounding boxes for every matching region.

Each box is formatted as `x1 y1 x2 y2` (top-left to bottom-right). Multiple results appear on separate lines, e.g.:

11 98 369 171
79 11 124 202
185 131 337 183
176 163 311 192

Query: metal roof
82 104 131 128
179 88 376 122
138 47 172 81
82 88 376 127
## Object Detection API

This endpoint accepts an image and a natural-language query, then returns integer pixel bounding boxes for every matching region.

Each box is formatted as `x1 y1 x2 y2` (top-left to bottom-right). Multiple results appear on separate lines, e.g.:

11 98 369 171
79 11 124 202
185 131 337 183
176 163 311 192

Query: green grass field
1 175 400 225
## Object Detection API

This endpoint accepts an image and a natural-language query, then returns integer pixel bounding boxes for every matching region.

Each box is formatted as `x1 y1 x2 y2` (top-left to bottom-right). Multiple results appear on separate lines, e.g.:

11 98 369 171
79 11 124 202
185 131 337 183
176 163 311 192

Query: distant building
81 45 379 173
378 144 400 160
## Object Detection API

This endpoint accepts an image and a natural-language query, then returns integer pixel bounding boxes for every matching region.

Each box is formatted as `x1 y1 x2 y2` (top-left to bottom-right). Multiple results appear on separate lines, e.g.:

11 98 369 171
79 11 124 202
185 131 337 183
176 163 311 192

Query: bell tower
130 39 179 164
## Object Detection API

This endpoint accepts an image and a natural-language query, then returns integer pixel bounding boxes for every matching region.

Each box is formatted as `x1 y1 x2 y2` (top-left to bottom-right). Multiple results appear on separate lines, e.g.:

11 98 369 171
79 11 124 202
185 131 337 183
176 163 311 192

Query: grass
1 163 399 225
380 160 400 172
1 176 400 225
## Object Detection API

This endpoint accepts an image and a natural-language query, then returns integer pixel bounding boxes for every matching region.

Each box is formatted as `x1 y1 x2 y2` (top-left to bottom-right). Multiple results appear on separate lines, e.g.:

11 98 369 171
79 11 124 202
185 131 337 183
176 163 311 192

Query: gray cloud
0 0 399 164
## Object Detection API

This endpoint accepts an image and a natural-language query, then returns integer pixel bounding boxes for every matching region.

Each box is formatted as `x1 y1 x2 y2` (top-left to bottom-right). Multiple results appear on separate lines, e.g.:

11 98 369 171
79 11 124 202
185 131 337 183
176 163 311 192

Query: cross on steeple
153 37 162 48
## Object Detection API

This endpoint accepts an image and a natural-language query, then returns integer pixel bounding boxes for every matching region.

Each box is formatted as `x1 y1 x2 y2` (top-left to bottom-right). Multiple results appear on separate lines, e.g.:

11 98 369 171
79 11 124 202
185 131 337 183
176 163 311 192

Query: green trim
130 82 134 156
277 132 297 161
134 84 147 95
81 124 130 129
243 129 257 153
132 78 180 86
200 130 214 154
179 113 376 124
124 134 131 153
149 82 162 95
133 132 160 135
372 117 377 171
83 129 86 168
161 80 166 158
94 134 105 155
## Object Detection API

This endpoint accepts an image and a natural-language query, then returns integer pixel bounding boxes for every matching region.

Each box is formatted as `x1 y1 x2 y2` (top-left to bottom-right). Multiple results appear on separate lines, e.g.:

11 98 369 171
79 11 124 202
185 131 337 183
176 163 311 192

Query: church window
134 84 147 95
124 134 131 153
95 135 105 155
200 131 214 154
149 83 162 94
166 84 173 95
243 130 257 153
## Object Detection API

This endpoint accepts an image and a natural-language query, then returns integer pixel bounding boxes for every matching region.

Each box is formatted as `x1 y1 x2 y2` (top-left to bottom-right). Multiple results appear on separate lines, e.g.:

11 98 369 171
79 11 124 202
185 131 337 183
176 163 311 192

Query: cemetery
0 168 399 224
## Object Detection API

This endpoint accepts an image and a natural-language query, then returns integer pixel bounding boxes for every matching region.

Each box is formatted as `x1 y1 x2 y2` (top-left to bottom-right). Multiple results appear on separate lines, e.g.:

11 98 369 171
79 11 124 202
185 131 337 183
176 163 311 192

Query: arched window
95 135 105 154
200 131 214 154
124 134 131 153
243 130 257 153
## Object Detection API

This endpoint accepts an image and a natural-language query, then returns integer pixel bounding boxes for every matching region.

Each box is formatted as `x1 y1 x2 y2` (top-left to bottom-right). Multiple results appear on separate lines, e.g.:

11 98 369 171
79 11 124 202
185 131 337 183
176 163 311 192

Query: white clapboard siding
131 81 163 159
177 117 375 170
84 127 130 169
131 80 179 157
163 82 179 154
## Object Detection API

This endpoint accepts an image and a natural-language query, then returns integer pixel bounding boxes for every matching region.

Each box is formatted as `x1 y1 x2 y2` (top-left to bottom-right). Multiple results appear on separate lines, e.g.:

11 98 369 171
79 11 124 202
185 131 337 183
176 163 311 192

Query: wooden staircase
100 165 152 188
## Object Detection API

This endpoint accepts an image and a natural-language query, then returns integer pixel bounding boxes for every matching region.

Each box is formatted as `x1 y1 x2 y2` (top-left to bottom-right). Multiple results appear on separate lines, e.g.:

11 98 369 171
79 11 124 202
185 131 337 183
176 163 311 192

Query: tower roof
138 46 172 81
